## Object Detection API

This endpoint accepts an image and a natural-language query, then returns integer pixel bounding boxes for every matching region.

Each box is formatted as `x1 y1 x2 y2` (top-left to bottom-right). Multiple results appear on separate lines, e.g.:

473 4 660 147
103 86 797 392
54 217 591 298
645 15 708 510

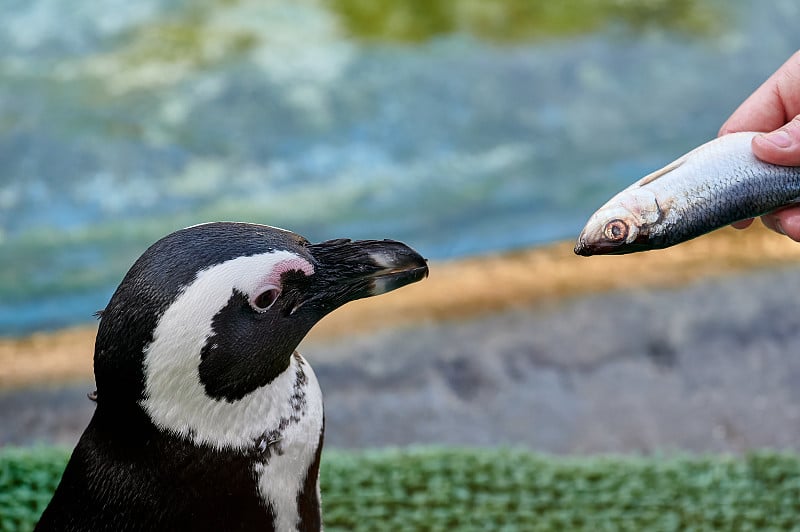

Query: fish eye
251 287 281 312
603 219 628 242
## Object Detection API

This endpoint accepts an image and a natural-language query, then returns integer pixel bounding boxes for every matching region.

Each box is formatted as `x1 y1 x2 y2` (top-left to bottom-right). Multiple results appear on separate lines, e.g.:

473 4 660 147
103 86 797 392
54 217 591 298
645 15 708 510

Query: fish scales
575 132 800 255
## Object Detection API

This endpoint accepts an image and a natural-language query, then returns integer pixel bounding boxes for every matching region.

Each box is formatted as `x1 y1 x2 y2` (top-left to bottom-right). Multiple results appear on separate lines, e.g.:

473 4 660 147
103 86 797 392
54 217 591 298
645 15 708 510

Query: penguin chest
254 353 324 531
142 348 324 530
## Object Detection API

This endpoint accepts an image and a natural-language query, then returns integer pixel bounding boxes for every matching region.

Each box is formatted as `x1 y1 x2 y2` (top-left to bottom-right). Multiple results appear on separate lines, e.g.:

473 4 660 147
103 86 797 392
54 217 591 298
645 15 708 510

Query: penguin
35 222 428 532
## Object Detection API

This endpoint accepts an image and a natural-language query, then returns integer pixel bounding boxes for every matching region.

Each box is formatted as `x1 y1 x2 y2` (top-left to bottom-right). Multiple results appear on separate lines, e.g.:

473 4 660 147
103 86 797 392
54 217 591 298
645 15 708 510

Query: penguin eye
251 287 281 312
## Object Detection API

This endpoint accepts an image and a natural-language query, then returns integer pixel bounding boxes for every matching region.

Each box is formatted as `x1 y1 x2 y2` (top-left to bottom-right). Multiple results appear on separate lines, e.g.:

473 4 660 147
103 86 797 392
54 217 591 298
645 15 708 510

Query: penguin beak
304 238 428 309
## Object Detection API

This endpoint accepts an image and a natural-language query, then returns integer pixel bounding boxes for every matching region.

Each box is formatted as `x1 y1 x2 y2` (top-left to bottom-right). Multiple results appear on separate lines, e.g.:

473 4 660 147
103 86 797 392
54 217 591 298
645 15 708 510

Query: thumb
752 115 800 166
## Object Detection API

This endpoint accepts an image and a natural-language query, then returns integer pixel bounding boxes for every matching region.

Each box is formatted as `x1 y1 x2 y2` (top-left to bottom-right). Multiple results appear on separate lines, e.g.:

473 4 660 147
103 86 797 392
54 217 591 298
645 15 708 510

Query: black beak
303 238 428 311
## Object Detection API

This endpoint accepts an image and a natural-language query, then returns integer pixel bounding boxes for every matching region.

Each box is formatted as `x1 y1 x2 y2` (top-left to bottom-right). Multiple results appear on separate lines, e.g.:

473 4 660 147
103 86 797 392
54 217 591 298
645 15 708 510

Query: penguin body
36 222 427 531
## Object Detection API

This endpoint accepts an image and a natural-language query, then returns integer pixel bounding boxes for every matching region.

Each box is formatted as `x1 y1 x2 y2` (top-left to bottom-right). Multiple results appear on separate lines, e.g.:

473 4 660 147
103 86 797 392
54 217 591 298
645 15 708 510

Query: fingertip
761 213 783 235
774 207 800 242
751 132 787 163
718 121 742 137
717 124 733 137
752 116 800 166
731 218 754 230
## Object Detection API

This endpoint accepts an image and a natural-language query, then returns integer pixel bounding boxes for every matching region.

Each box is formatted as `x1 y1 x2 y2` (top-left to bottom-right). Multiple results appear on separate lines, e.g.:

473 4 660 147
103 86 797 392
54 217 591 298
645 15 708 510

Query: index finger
719 50 800 135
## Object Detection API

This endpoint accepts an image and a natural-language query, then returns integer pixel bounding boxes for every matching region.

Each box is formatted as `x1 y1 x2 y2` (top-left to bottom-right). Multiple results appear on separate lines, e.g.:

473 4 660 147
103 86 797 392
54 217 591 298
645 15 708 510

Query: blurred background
2 0 800 455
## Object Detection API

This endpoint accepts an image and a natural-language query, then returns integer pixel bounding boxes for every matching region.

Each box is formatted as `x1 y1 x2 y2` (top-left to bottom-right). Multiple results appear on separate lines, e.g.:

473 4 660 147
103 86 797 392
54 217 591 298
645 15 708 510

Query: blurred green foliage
79 0 723 85
326 0 722 43
0 447 70 532
113 2 259 71
3 446 800 531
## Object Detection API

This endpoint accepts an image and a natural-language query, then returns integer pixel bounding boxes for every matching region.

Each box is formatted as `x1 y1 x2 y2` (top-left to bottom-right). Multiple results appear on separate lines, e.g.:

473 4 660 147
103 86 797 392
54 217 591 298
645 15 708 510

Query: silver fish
574 132 800 256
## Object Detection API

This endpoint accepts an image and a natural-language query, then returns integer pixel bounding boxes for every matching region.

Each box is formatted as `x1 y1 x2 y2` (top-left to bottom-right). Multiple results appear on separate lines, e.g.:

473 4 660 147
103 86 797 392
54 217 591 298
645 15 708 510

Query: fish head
574 187 662 256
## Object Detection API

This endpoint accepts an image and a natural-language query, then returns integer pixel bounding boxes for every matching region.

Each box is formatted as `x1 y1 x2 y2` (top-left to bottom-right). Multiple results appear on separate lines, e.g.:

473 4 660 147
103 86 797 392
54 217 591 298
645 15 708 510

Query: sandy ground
3 224 800 453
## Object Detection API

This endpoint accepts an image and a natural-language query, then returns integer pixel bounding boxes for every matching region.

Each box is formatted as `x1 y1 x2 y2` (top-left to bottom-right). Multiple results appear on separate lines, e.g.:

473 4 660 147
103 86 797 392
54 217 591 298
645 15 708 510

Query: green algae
326 0 723 44
68 0 724 95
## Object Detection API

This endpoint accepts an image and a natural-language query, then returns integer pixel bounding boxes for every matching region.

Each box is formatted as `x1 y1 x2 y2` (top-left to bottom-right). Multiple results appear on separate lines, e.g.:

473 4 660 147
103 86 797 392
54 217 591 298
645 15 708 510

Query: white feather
256 354 324 531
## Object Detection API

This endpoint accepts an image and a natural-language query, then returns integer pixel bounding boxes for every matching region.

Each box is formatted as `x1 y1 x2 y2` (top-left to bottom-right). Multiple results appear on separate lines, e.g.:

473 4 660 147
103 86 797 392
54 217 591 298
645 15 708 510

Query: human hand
718 50 800 241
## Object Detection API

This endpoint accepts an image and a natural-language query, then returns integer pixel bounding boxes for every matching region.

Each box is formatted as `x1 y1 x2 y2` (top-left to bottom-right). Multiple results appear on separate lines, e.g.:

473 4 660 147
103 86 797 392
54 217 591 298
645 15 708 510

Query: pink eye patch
263 256 314 287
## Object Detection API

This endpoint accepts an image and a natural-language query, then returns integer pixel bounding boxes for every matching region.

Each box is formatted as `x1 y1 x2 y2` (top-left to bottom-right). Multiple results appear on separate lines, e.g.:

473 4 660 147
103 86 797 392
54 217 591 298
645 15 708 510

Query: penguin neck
249 353 325 531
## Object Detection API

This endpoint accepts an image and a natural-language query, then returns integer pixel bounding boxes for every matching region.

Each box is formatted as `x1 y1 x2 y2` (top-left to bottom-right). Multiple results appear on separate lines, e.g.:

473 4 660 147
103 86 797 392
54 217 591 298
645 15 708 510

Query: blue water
1 0 799 335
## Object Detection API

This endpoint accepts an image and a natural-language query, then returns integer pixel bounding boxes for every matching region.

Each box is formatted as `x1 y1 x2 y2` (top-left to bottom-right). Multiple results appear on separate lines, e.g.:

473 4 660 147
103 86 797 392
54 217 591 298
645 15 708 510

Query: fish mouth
574 235 653 256
573 239 593 256
573 233 624 256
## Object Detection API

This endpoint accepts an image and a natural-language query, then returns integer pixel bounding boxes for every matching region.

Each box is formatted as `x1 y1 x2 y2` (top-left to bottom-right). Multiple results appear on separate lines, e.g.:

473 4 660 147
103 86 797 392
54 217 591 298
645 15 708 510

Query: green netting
2 447 800 531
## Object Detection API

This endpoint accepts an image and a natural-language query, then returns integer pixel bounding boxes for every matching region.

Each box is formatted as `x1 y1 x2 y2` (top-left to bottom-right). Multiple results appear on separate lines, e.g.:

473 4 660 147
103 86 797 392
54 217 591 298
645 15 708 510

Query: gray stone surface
3 265 800 454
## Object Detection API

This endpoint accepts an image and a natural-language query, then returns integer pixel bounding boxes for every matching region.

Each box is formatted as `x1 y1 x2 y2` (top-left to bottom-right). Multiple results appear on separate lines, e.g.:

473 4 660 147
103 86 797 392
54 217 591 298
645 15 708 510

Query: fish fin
636 156 686 187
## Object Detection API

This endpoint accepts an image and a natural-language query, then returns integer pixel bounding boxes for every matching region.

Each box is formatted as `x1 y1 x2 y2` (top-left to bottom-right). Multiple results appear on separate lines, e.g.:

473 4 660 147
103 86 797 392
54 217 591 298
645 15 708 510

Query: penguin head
92 222 427 429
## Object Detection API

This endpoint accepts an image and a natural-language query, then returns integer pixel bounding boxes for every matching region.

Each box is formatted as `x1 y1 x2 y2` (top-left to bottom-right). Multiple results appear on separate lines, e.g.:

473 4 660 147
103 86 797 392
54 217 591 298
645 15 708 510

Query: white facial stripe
256 355 324 531
140 250 315 449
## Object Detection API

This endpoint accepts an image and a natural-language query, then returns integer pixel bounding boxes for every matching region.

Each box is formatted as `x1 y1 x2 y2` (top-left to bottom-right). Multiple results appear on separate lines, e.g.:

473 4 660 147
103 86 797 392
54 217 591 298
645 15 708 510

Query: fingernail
762 130 793 148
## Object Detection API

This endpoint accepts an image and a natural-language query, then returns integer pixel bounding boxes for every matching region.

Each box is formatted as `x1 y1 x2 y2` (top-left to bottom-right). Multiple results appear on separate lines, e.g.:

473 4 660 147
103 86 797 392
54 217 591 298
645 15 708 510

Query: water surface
1 0 799 334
